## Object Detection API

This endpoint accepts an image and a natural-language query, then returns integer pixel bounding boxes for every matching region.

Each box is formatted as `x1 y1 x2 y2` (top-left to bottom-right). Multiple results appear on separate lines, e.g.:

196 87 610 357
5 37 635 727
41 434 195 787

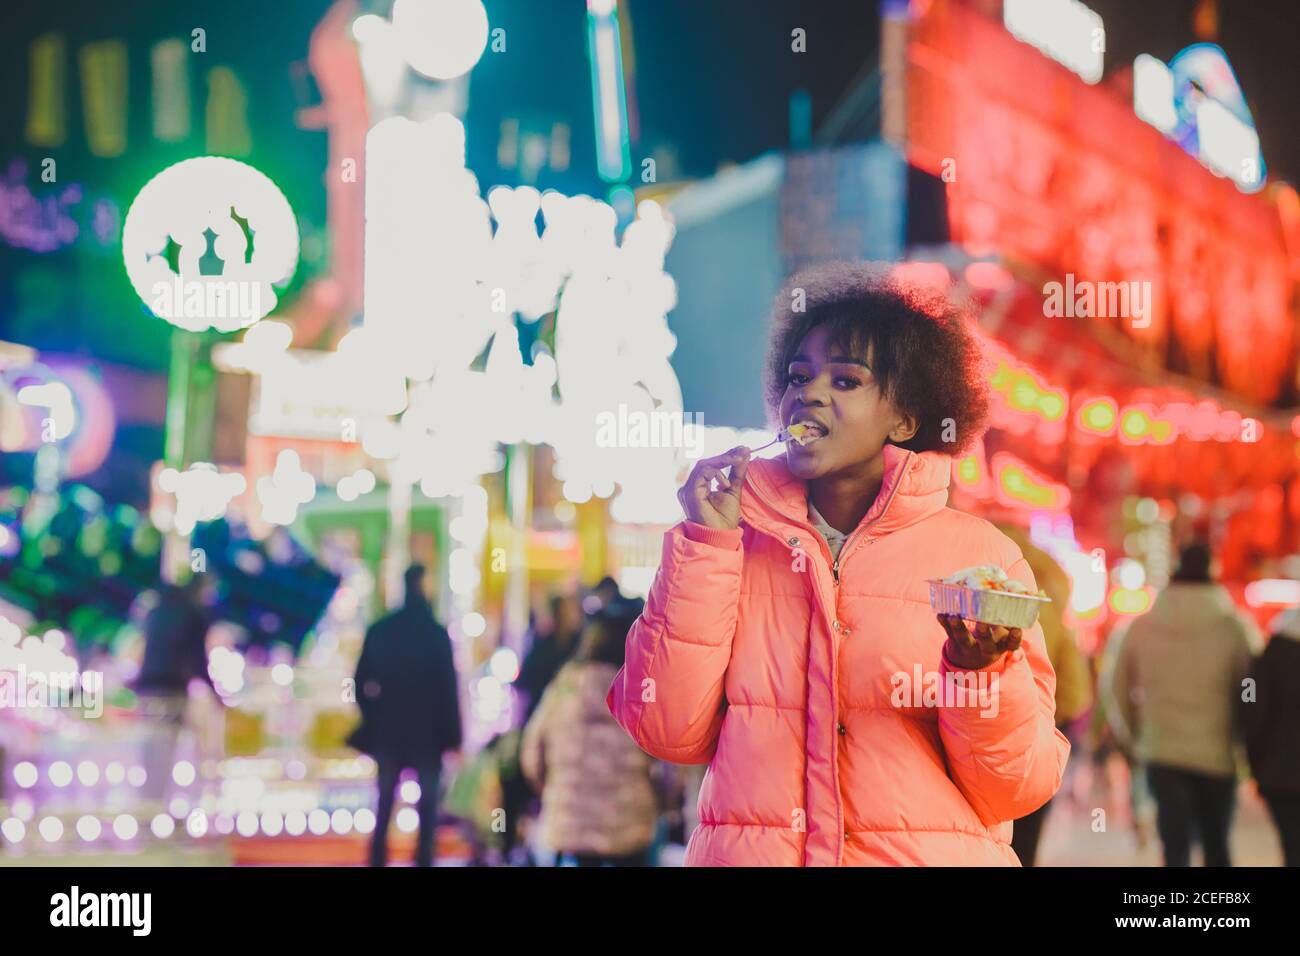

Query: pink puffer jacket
607 444 1070 866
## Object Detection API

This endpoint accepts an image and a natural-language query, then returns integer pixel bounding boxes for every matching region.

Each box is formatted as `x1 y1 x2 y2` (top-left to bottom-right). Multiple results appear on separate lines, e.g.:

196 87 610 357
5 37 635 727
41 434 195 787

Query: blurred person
134 576 217 803
350 564 462 867
583 575 622 617
494 591 585 864
516 592 584 721
1091 638 1154 849
1104 542 1260 867
1242 607 1300 866
521 597 659 867
996 523 1093 866
607 266 1069 865
135 578 216 694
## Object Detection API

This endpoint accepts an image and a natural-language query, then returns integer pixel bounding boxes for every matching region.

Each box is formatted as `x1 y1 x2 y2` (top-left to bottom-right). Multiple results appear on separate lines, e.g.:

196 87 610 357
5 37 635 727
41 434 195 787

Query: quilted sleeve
606 520 744 765
937 553 1071 826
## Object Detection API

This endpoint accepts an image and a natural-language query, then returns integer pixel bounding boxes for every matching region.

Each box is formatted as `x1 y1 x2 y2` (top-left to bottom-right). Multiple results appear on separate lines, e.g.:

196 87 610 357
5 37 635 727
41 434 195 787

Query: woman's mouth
784 421 828 446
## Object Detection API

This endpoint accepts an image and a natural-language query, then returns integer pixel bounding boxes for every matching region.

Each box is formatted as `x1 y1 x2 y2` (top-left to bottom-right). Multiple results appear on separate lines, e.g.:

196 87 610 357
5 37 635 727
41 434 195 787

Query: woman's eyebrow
789 353 870 368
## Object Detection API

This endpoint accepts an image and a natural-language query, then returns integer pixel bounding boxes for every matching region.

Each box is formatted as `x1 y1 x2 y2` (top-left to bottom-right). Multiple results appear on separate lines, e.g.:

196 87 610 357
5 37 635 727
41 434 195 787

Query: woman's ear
889 412 919 444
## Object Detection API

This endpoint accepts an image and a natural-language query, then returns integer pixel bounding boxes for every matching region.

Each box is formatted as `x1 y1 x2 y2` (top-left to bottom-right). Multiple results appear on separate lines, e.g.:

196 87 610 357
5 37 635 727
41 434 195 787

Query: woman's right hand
678 446 751 530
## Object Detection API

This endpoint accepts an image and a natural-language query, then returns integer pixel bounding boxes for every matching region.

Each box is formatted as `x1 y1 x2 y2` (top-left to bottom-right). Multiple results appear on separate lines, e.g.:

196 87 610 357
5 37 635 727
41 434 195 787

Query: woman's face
777 324 916 480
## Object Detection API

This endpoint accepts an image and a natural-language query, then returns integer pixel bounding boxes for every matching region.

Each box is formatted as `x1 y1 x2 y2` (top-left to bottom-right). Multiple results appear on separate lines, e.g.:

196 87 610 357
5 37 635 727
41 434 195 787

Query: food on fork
752 421 827 453
780 422 819 445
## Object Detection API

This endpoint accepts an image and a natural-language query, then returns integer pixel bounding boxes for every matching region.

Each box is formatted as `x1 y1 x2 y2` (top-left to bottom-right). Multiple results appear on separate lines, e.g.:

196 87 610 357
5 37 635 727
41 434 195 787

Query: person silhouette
350 564 462 866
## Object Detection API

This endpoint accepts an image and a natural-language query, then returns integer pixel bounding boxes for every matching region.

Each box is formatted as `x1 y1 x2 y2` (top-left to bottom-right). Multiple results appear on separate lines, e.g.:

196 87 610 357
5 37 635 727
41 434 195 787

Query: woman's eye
834 377 862 389
786 372 809 386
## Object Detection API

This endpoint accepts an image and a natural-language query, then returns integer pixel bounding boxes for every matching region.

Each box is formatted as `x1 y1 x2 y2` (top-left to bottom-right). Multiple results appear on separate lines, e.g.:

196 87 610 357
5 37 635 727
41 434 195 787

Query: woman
522 598 661 866
606 263 1070 866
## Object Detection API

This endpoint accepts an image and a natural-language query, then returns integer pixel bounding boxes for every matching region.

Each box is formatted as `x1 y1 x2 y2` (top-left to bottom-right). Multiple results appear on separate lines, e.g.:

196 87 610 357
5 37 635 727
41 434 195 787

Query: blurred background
1 0 1298 866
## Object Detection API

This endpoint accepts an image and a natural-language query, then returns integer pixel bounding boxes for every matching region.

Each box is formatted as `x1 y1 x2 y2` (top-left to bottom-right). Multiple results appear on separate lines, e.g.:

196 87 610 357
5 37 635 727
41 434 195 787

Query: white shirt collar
807 499 848 541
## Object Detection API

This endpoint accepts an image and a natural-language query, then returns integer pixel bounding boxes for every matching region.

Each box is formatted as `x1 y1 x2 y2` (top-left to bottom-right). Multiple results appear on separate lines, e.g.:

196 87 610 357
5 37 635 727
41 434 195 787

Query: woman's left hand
936 614 1022 670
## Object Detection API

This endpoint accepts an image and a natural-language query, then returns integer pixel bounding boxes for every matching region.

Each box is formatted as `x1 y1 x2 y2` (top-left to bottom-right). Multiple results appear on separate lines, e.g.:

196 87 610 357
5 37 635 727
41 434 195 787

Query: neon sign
952 438 993 500
587 0 631 182
0 160 120 253
991 452 1071 511
121 157 299 332
1117 404 1175 446
1003 0 1104 84
989 358 1067 423
1133 45 1265 193
1074 394 1259 445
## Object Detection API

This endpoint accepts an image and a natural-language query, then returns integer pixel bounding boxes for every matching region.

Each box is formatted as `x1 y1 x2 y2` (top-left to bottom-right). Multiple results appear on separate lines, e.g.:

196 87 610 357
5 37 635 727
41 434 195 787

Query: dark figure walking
1243 608 1300 866
350 564 462 867
1105 542 1258 866
135 578 218 802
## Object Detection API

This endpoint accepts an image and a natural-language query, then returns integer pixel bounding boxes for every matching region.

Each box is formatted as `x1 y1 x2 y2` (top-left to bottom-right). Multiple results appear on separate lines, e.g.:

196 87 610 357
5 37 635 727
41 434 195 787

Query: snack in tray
942 564 1047 598
929 564 1050 629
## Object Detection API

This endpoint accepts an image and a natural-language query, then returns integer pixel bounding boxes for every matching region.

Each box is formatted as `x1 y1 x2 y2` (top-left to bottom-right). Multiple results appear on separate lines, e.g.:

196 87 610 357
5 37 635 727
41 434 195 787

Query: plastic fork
750 427 796 453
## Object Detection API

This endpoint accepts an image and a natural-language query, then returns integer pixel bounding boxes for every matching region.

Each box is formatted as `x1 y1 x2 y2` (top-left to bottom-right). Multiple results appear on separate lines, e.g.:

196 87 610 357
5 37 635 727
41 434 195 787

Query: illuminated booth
896 0 1300 640
656 0 1300 650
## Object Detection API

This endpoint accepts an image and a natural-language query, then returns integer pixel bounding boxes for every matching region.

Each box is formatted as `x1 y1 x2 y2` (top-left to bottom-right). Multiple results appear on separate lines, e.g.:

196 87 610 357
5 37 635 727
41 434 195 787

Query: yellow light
1038 392 1066 421
1079 398 1117 433
989 361 1012 390
1001 466 1053 506
206 66 252 156
1109 587 1153 616
79 40 128 157
27 33 66 147
1120 409 1150 438
1010 379 1039 411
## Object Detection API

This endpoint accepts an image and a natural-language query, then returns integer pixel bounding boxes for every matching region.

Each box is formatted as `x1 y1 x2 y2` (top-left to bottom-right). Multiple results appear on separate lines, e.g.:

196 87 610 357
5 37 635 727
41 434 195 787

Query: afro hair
764 262 990 455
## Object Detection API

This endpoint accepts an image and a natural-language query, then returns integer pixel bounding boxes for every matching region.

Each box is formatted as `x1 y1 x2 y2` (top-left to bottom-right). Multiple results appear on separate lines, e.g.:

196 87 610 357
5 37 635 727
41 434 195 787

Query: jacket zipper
831 526 863 585
831 529 861 585
829 456 910 585
741 450 915 865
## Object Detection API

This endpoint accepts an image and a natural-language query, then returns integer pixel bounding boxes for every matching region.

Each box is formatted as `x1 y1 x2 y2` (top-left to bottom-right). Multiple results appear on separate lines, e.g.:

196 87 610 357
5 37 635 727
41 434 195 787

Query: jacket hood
739 443 952 539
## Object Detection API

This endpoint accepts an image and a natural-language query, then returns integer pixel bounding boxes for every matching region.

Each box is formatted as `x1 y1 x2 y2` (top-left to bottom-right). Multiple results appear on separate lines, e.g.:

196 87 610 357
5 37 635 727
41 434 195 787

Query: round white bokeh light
122 157 299 333
392 0 489 80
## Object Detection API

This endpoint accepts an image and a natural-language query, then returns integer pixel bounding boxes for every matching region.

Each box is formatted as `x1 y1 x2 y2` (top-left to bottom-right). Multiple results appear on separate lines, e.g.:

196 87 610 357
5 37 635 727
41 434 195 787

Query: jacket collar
739 443 952 540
